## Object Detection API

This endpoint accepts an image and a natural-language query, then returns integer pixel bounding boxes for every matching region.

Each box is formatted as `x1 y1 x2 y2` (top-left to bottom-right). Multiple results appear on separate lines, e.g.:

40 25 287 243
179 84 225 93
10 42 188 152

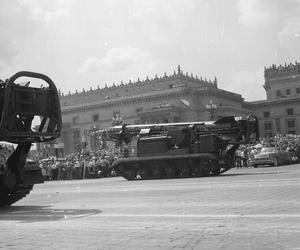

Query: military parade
37 133 300 181
1 0 300 249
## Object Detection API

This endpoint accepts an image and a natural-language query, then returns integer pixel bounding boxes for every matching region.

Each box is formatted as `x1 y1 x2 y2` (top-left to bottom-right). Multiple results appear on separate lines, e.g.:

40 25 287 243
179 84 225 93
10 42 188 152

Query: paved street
1 164 300 250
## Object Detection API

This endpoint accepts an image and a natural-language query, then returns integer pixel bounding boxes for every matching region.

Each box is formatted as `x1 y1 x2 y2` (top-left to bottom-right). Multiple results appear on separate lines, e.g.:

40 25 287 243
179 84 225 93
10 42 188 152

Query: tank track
0 184 33 207
118 159 233 181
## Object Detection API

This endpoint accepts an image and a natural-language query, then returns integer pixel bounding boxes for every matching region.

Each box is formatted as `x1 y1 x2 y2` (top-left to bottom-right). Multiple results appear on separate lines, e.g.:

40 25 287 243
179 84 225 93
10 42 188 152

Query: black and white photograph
0 0 300 249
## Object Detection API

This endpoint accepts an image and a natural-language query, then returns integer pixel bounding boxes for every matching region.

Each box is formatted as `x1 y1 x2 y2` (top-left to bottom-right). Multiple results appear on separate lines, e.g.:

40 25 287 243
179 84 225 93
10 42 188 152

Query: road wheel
253 164 258 168
123 168 136 180
212 168 220 176
152 166 162 179
193 167 202 177
139 168 149 180
200 160 210 177
178 165 191 178
164 165 176 179
209 161 220 176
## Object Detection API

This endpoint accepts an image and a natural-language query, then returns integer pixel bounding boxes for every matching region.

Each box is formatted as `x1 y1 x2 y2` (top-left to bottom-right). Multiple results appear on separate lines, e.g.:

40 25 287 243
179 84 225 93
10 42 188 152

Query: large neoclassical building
244 62 300 138
54 63 300 155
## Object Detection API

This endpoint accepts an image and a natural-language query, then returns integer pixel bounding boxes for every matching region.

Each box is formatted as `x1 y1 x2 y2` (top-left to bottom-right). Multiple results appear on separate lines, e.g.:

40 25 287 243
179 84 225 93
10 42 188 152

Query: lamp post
206 100 217 120
112 112 123 126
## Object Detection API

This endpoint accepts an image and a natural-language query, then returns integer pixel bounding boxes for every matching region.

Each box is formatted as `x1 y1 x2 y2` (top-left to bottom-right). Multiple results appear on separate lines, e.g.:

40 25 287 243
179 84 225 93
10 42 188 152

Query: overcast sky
1 0 300 101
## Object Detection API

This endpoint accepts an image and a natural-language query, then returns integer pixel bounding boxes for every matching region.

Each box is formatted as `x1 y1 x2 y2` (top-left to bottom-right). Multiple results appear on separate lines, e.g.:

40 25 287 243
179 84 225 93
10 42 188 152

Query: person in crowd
38 134 300 180
50 158 58 180
74 160 81 179
66 161 73 180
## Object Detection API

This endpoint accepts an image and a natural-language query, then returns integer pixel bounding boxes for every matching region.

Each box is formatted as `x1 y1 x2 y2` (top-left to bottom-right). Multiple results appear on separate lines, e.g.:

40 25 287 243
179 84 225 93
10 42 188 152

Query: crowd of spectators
235 134 300 168
37 146 121 181
36 134 300 180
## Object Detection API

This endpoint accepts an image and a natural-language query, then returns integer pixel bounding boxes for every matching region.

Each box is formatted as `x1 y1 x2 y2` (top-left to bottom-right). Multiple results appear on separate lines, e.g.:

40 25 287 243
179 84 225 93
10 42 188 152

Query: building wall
264 62 300 100
51 63 300 155
245 61 300 137
58 67 246 154
244 99 300 138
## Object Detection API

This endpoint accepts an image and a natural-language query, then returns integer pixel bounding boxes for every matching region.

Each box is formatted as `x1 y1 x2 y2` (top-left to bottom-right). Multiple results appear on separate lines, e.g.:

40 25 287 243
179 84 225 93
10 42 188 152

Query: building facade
57 66 249 154
43 63 300 155
244 62 300 138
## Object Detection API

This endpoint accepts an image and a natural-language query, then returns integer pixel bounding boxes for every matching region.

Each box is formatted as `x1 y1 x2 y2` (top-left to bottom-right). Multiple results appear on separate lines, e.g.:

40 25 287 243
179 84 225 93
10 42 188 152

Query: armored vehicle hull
0 71 61 206
102 116 259 180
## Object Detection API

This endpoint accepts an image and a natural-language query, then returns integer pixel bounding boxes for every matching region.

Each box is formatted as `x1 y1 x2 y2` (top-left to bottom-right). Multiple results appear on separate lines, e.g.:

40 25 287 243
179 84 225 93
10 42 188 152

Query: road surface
1 164 300 249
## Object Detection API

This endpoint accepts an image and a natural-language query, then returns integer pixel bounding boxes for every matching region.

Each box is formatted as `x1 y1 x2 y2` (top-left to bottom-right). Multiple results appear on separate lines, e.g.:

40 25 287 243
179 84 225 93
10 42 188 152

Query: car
249 147 293 168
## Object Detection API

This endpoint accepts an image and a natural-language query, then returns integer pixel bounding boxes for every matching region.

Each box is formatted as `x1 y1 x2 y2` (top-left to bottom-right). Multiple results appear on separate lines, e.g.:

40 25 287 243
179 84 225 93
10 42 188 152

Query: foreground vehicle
249 147 293 168
0 71 61 206
98 115 259 180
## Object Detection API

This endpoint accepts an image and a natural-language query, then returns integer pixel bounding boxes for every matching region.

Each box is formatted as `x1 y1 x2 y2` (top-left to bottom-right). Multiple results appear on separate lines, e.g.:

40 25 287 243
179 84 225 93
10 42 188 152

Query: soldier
74 160 81 179
294 141 300 163
83 158 89 179
57 161 63 180
66 161 73 180
50 159 58 180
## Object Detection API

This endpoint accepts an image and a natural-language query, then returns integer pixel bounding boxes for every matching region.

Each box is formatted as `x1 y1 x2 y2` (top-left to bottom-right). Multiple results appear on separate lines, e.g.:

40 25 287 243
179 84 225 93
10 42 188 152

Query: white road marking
2 213 300 220
97 213 300 219
34 179 300 194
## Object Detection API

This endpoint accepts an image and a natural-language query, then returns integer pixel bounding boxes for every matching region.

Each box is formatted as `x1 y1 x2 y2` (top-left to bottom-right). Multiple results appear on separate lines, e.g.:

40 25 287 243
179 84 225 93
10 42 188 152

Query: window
72 117 79 125
92 114 99 122
276 90 281 97
264 122 272 131
286 108 294 115
263 111 270 118
73 130 80 139
286 119 296 134
287 120 295 128
73 130 81 151
275 118 281 133
286 89 291 95
296 87 300 94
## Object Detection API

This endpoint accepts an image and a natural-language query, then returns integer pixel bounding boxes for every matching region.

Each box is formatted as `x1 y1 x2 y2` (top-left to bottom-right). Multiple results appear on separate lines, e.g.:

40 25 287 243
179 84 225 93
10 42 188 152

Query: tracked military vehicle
100 115 259 180
0 71 61 206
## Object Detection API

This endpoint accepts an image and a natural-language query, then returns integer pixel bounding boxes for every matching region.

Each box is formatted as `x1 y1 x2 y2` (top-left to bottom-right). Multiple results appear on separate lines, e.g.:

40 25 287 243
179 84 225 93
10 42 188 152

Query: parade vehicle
249 146 293 168
97 115 259 180
0 71 62 207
